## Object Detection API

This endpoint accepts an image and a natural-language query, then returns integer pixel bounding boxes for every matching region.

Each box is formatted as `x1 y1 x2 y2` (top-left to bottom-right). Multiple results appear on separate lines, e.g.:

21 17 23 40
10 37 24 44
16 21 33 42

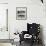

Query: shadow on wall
40 25 45 46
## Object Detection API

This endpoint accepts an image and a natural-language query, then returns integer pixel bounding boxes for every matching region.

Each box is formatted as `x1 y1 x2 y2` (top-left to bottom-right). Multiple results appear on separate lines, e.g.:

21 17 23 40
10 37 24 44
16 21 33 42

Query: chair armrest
19 31 27 41
22 31 28 35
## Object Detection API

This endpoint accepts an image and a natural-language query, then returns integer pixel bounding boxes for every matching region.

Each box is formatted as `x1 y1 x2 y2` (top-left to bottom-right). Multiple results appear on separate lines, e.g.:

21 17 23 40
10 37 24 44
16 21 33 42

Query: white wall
0 0 8 3
9 0 46 45
0 0 13 46
0 4 9 39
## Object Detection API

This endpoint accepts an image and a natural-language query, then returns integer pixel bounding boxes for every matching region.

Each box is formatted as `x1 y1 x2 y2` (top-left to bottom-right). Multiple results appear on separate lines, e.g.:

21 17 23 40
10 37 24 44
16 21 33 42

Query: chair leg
30 39 34 46
30 41 34 46
20 41 21 45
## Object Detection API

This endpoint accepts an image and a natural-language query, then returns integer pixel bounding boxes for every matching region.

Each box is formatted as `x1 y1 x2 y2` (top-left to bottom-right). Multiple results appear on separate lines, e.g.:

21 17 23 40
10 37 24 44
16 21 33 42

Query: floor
19 41 43 46
0 42 43 46
0 43 12 46
0 40 43 46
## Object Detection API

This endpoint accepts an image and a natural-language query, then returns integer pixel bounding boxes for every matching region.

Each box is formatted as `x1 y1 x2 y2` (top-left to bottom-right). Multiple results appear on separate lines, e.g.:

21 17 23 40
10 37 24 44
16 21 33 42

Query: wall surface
0 0 8 3
9 0 46 46
0 0 12 46
0 4 9 39
0 0 13 46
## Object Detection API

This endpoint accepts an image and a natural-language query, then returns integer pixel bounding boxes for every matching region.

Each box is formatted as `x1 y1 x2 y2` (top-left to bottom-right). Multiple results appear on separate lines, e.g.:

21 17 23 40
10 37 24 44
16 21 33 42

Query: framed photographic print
16 7 27 20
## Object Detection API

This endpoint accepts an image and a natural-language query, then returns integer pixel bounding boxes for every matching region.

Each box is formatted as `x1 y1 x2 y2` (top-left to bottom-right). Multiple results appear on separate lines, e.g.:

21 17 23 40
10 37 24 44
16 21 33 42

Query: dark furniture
19 23 41 46
41 0 43 3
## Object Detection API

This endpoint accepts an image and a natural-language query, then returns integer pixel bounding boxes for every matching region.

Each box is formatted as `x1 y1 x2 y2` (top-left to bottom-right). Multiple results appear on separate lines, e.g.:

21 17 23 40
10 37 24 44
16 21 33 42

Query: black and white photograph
0 0 46 46
16 7 27 20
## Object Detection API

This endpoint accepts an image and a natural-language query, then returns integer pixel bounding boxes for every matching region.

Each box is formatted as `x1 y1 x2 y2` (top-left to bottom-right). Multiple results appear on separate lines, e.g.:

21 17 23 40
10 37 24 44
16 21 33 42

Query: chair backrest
27 23 40 35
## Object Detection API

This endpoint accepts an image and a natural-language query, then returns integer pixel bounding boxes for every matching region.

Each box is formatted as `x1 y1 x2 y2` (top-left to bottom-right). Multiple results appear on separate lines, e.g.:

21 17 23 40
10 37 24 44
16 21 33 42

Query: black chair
19 23 40 46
